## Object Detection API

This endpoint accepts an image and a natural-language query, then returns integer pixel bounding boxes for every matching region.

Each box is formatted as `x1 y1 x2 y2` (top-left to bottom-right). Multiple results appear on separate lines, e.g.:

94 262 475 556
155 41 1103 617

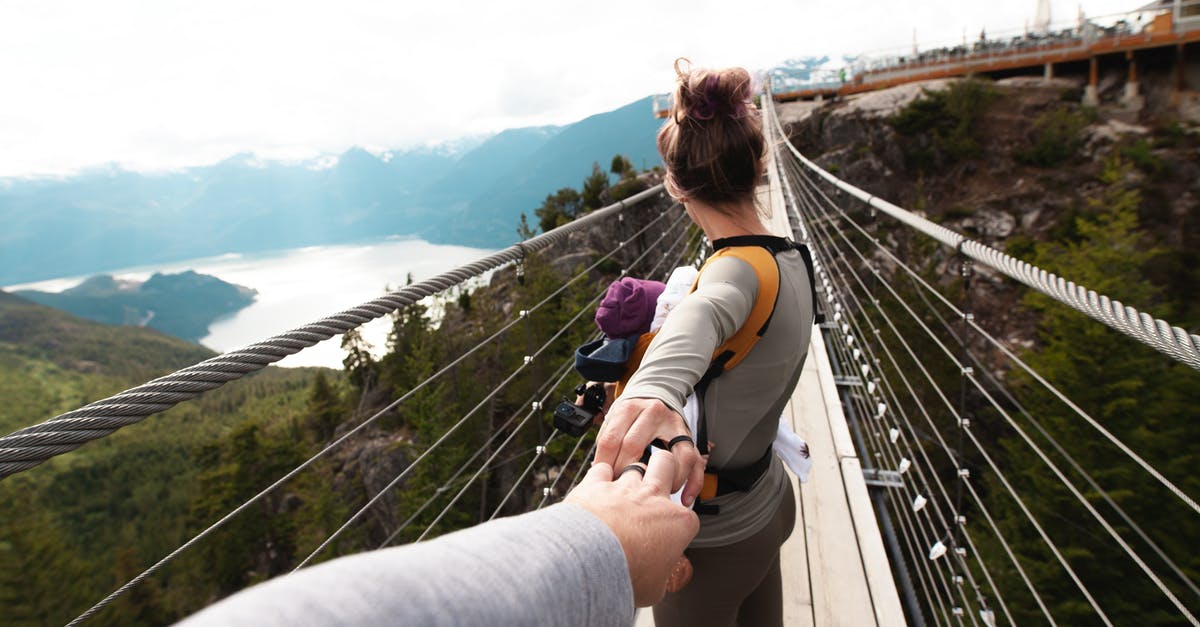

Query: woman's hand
594 397 706 507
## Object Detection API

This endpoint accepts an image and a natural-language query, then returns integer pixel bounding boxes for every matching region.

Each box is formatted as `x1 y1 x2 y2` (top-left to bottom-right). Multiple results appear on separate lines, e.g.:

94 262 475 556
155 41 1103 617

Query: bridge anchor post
1121 50 1145 112
1083 56 1100 107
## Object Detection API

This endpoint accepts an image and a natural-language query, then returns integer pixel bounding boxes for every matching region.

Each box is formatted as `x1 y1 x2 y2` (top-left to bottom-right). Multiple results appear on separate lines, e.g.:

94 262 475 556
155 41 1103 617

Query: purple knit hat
595 277 666 338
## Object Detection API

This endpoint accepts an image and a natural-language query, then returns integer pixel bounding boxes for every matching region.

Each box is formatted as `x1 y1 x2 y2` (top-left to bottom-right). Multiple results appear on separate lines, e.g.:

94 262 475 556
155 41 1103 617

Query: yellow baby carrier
616 235 821 511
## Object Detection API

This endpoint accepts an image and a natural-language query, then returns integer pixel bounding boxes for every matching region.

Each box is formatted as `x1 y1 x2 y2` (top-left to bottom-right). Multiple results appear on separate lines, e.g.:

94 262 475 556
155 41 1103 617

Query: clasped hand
593 397 706 507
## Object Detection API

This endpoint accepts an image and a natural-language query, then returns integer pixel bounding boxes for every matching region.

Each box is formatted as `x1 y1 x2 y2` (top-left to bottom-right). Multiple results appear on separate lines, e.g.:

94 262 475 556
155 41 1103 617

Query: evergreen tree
581 162 610 211
992 158 1200 624
534 188 582 233
610 154 635 179
306 371 342 442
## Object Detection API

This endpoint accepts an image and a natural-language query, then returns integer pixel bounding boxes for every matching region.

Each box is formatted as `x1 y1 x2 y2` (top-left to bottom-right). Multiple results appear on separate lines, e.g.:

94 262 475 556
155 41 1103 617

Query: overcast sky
0 0 1139 177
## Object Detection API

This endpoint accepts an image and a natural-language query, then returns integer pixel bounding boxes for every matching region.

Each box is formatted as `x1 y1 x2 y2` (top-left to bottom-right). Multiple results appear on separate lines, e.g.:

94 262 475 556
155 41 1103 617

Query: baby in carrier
574 266 812 503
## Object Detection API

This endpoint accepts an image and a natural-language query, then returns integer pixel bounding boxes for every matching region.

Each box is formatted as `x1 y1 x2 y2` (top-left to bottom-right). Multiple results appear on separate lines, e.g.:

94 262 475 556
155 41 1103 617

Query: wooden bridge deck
635 144 905 626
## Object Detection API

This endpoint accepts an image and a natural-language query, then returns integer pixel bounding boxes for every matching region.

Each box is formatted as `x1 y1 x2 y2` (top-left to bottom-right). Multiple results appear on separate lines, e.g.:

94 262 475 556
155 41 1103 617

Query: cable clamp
542 487 551 497
519 309 529 318
513 241 528 285
955 547 968 557
523 355 533 365
961 366 974 377
958 468 971 479
953 575 964 585
962 312 975 322
536 445 546 455
959 418 971 429
952 607 965 617
531 401 542 411
956 514 967 526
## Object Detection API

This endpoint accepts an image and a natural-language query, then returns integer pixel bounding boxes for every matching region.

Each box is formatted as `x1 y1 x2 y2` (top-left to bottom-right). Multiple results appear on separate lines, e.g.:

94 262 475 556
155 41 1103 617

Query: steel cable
784 150 1056 624
787 149 1200 519
789 151 1199 616
775 127 1200 370
792 159 1114 626
66 192 681 625
0 186 668 478
292 212 692 569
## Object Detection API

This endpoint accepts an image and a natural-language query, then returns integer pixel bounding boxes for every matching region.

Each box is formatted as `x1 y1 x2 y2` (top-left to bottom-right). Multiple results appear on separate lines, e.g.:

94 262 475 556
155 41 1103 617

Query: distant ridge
15 270 256 342
0 97 663 285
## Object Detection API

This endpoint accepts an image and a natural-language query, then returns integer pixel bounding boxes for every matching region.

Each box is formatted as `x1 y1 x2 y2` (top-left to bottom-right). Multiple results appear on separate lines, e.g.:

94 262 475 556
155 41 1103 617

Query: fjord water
6 237 496 369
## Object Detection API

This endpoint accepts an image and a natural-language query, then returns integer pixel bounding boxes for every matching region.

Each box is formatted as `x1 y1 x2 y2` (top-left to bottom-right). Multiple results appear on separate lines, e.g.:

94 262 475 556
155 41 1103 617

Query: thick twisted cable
773 115 1200 371
0 185 666 479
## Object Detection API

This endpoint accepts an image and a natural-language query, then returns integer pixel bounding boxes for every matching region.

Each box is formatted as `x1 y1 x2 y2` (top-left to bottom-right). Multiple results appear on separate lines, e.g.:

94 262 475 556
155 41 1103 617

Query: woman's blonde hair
656 59 764 208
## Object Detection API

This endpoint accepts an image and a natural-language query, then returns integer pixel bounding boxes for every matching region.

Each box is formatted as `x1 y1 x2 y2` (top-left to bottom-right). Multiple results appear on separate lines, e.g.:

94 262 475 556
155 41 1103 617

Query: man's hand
565 452 699 607
594 397 705 507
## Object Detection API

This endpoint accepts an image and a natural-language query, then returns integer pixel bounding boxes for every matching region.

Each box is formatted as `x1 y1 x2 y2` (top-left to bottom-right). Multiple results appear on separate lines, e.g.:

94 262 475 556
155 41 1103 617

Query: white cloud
0 0 1148 177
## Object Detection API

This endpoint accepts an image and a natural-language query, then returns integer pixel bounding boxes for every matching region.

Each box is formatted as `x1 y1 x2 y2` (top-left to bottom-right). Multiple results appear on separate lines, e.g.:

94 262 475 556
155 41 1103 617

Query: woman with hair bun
594 59 816 626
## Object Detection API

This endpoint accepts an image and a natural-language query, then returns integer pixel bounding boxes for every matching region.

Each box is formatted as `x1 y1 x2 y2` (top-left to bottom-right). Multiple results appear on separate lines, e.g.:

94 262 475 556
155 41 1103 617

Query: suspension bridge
2 85 1199 626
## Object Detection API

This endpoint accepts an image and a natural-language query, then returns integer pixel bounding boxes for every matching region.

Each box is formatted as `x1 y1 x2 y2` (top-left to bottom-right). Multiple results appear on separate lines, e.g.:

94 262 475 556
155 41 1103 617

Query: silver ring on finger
619 464 646 479
666 435 693 449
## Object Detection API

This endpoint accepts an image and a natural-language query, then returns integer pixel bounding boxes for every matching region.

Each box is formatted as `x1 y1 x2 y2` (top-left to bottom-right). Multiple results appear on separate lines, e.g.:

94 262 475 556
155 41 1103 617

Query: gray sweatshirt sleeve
621 256 756 418
177 503 634 627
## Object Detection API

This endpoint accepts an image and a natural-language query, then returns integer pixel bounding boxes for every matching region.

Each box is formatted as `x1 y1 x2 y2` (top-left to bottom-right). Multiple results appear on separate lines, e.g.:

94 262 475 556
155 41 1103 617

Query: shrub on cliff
891 78 998 171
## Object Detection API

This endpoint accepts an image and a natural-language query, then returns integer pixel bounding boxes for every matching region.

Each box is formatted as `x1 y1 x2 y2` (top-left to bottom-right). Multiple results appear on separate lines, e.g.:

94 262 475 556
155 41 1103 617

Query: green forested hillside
0 291 326 625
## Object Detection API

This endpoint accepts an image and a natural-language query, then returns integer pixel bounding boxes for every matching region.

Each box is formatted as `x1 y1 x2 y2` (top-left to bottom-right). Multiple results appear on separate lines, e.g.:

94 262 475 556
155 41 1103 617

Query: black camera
552 383 606 437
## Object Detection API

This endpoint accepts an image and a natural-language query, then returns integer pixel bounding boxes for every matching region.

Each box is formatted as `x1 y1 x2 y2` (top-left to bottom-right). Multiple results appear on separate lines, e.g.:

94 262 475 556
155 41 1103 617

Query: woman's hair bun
656 59 764 207
673 59 754 123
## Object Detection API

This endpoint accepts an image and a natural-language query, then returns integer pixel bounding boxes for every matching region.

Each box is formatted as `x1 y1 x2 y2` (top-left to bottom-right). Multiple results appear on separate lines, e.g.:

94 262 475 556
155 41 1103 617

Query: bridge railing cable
0 185 668 479
779 152 1015 626
902 265 1200 602
778 126 1200 371
770 111 1200 520
773 120 1199 625
784 154 1065 625
384 213 700 540
64 194 682 625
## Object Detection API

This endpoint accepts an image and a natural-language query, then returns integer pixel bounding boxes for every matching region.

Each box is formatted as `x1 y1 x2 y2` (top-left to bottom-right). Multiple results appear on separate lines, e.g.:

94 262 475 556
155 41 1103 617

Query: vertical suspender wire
537 436 588 509
954 249 973 619
785 153 1052 625
906 268 1200 603
296 210 693 569
296 285 608 570
492 222 701 520
422 212 700 537
66 201 685 627
784 152 964 627
789 168 975 627
792 154 1196 623
813 224 1004 626
789 160 1112 626
778 128 1200 520
784 161 964 626
375 356 576 549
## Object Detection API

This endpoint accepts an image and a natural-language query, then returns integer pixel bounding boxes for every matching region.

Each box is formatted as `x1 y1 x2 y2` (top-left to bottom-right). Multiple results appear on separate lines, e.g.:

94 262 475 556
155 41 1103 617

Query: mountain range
0 96 663 286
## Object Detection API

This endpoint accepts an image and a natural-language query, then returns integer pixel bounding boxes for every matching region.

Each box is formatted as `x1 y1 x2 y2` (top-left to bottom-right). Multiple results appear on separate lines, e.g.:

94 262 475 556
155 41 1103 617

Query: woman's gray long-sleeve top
621 243 814 548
